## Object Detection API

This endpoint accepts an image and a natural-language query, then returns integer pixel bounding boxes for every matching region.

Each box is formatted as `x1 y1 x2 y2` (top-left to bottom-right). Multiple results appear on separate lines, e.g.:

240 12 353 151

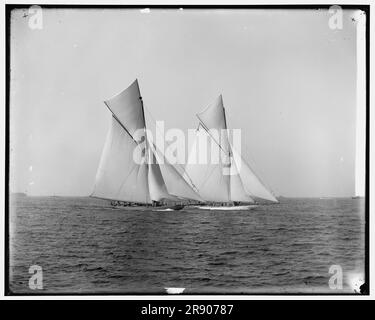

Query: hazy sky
10 8 360 197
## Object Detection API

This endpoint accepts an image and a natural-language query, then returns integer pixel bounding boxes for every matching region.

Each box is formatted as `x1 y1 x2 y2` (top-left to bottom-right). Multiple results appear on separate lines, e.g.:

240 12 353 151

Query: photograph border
4 3 370 296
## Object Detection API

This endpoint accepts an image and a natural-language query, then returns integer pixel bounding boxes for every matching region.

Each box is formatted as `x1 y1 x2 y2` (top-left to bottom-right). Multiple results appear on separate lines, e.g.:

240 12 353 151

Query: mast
221 98 232 202
140 91 202 202
185 95 231 203
92 80 152 204
139 92 151 204
184 126 230 202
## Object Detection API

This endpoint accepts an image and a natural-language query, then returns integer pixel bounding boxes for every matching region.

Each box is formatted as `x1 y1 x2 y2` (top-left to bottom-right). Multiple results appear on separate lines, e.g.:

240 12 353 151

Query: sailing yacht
184 95 278 210
91 79 202 210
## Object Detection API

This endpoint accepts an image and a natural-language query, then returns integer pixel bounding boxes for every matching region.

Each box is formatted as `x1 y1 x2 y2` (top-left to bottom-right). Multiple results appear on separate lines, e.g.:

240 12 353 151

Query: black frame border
4 3 370 296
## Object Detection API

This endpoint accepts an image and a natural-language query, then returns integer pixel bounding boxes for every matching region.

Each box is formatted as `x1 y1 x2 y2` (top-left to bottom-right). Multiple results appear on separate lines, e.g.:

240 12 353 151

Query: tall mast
139 94 151 204
221 101 232 202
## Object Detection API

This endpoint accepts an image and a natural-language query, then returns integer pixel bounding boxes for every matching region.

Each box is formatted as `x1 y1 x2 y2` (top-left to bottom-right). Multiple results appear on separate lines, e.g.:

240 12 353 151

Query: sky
9 8 362 197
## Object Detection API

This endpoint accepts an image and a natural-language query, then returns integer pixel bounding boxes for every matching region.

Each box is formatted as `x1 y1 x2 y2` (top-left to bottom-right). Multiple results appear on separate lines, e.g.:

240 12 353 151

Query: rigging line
103 101 140 146
194 124 231 195
151 141 200 195
221 167 231 203
139 96 151 165
141 103 172 203
196 124 232 166
102 105 150 203
142 103 198 189
143 105 185 170
187 125 222 193
221 105 232 201
137 154 151 204
139 96 157 204
195 115 230 156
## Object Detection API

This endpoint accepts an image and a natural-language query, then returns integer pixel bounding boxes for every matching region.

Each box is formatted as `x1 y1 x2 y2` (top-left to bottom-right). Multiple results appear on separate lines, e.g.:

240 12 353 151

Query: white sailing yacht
91 79 202 210
184 95 278 210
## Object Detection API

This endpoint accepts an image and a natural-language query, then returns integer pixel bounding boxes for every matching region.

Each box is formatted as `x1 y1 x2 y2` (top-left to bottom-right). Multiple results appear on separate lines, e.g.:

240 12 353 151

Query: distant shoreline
10 194 364 200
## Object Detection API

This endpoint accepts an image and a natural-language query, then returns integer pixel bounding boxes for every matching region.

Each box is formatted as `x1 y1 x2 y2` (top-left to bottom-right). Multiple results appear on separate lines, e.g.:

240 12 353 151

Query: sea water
9 196 365 294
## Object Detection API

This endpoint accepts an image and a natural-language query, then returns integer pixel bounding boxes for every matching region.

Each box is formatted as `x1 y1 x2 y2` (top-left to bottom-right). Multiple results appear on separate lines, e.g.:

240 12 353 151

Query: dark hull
110 204 185 211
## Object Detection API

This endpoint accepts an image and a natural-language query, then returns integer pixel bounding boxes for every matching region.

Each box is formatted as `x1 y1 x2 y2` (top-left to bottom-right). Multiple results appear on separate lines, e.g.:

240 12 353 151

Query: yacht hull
111 204 185 211
190 205 259 211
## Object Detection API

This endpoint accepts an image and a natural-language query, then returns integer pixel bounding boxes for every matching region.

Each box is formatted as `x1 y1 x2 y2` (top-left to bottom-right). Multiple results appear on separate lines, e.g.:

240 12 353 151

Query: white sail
184 126 230 202
229 156 255 203
92 116 151 203
147 147 176 202
196 94 230 153
93 79 277 206
186 94 276 204
94 79 202 204
231 144 278 203
150 142 203 201
104 79 145 139
186 95 233 202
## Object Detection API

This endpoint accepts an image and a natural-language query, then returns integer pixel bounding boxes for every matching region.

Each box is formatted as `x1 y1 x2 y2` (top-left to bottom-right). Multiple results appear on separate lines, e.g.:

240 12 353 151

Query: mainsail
183 126 230 202
92 79 200 204
184 94 278 203
92 115 151 203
